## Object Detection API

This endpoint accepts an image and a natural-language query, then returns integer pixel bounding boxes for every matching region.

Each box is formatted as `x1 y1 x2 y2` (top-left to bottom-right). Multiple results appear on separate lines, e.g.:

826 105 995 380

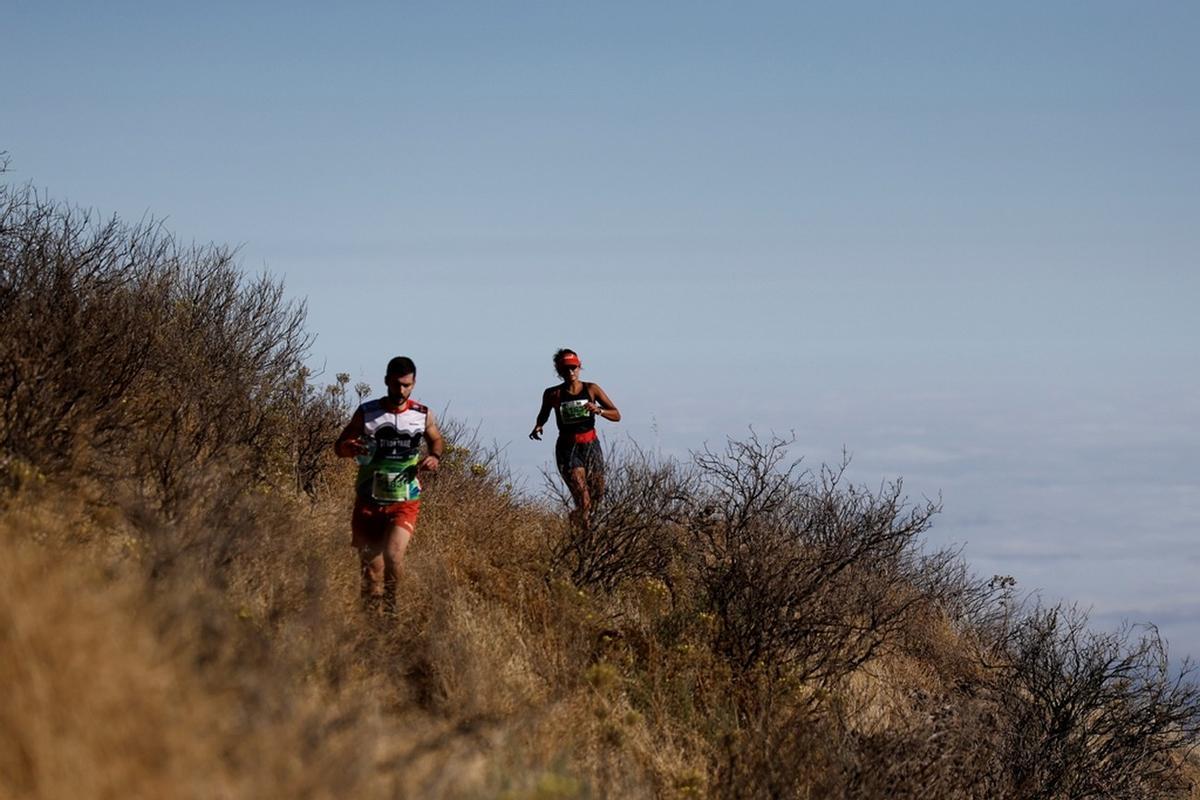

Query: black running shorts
555 437 604 476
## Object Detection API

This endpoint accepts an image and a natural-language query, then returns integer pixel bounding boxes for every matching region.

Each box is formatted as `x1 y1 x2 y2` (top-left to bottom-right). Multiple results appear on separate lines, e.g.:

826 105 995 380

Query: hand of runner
529 426 543 440
419 454 441 472
588 403 604 415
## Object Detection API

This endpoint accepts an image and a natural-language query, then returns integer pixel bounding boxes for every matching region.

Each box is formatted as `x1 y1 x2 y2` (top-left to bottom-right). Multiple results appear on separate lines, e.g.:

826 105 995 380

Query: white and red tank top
356 398 428 503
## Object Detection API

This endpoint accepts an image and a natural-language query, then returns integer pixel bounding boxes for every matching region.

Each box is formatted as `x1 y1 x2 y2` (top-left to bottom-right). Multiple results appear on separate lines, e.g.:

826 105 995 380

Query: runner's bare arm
420 410 445 471
588 385 621 422
529 387 555 440
334 408 368 457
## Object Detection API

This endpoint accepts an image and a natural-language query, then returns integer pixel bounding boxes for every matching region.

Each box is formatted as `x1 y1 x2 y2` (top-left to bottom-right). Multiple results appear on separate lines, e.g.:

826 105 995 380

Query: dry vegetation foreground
3 168 1200 799
4 443 1200 800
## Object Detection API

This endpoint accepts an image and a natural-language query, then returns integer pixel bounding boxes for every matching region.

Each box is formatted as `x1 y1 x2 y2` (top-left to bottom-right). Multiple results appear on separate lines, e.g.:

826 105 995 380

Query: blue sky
4 1 1198 657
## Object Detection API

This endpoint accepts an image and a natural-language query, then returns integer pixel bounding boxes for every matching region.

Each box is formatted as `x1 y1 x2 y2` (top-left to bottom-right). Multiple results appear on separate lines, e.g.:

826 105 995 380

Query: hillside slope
3 175 1198 799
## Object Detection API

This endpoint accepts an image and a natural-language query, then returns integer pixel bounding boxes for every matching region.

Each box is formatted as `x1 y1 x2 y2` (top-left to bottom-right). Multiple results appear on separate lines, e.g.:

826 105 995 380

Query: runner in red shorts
529 348 620 528
335 356 444 614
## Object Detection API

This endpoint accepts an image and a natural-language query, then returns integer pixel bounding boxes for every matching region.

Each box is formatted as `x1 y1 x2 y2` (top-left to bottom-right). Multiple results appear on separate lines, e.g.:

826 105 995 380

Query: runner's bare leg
360 544 386 613
566 466 591 527
382 523 413 613
359 523 412 615
587 469 605 506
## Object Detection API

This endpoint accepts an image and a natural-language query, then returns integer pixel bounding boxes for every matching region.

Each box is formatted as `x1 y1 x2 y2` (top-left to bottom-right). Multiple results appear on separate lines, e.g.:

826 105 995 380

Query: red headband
559 353 581 367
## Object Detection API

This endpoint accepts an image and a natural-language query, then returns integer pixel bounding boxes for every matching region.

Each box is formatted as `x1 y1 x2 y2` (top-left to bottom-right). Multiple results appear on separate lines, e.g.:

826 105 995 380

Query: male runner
335 356 443 613
529 348 620 526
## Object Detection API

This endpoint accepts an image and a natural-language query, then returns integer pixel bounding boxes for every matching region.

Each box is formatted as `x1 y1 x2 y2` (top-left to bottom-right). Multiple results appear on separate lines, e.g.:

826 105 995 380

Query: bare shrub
712 701 828 800
131 252 309 514
260 371 374 501
834 686 1010 800
691 432 941 682
267 369 358 498
419 415 524 552
0 186 171 479
547 441 697 592
911 548 1023 646
428 416 515 498
706 649 1022 800
0 178 313 516
995 604 1200 799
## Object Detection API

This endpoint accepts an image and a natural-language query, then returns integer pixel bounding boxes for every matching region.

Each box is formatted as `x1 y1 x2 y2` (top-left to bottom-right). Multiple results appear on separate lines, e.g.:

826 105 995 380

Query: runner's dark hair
386 356 416 376
553 348 578 376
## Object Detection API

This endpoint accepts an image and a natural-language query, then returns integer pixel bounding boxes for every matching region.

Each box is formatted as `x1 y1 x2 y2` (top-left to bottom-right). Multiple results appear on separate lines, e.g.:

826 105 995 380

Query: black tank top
552 382 595 439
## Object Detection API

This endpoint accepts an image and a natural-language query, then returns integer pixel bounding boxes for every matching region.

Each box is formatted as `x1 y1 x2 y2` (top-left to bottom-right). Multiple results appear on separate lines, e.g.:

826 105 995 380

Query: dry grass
5 444 1200 799
0 454 674 798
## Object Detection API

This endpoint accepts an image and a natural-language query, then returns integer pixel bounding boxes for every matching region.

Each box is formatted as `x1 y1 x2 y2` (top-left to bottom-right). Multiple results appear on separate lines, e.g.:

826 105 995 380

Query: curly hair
552 348 578 376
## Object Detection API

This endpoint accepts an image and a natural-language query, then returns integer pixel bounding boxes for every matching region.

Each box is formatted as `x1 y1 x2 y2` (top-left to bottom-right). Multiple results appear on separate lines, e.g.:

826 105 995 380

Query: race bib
560 398 591 423
371 470 421 502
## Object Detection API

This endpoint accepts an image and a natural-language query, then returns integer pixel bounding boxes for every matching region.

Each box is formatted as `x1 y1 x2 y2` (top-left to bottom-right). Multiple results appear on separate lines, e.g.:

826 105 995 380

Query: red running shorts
351 499 420 548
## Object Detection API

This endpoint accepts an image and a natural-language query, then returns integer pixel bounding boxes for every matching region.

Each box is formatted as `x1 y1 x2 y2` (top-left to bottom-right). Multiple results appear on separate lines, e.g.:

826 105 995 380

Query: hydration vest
355 398 428 503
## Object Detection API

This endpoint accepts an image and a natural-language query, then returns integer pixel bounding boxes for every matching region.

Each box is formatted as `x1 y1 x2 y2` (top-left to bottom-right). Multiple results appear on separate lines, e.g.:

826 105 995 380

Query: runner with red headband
529 348 621 526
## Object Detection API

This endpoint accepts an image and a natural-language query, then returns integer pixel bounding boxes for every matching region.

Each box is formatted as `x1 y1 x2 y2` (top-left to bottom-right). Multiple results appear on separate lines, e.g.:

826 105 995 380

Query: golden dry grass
2 455 1197 799
0 466 686 798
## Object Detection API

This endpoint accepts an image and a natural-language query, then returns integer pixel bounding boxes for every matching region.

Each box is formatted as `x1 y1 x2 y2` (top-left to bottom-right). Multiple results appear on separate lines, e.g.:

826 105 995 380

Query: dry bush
849 548 1019 690
0 186 169 480
547 441 697 592
710 671 1012 800
832 689 1008 799
909 549 1023 654
994 604 1200 800
691 433 941 683
128 251 309 514
0 177 322 517
423 416 522 538
712 698 862 800
275 370 361 497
